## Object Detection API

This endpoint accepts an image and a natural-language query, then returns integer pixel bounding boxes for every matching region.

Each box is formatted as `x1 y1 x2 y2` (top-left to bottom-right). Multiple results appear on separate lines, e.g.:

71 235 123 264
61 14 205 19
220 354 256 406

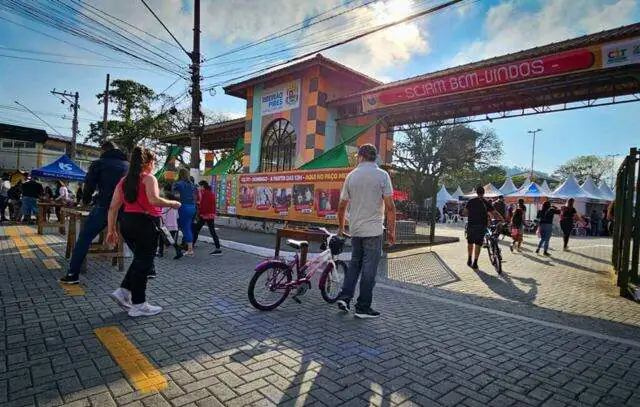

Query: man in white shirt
336 144 396 318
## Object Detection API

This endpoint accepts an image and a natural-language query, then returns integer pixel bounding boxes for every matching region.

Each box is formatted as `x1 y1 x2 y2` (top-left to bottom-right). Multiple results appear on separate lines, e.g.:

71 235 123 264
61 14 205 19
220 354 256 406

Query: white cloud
326 0 430 80
86 0 430 81
453 0 638 66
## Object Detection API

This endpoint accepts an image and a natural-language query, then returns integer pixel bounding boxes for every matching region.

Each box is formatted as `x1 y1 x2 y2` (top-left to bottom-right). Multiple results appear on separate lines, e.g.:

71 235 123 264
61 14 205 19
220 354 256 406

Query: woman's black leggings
192 218 220 249
119 212 159 304
560 220 573 248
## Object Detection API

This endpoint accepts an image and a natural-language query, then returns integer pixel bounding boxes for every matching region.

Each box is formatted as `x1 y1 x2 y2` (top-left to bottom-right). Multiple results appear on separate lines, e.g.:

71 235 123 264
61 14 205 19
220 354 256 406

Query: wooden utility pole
51 89 79 159
103 74 110 138
189 0 202 173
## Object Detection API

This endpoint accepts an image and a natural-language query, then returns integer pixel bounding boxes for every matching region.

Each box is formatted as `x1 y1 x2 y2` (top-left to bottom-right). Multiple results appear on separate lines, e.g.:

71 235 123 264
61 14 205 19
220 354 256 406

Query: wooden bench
36 202 66 235
62 207 124 273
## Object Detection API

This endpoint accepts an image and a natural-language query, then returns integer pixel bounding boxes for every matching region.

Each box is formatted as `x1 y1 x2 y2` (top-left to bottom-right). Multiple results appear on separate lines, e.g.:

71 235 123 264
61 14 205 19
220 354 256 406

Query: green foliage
394 122 503 204
553 155 611 184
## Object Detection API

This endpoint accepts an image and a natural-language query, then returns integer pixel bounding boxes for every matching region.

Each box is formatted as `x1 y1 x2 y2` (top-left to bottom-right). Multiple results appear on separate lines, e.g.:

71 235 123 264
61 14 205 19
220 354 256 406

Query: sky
0 0 638 176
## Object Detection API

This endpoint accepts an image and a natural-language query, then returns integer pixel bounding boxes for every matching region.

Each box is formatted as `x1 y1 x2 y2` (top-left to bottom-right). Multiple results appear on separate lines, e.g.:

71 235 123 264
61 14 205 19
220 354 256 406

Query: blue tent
31 154 86 181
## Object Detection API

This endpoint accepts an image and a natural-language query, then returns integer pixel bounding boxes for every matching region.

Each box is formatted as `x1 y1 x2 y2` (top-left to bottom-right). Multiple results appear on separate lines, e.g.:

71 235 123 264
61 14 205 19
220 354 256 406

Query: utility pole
103 74 110 139
51 89 79 159
189 0 202 176
527 129 542 179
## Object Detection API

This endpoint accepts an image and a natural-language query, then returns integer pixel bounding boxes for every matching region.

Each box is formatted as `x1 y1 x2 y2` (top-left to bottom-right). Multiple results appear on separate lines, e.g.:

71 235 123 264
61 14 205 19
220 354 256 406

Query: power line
205 0 467 89
203 0 371 63
0 53 168 70
14 101 65 137
139 0 190 57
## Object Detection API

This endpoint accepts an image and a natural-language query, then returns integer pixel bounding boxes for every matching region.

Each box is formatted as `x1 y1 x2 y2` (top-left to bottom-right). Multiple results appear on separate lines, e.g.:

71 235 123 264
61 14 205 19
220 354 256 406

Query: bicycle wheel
320 260 347 304
492 241 503 274
248 264 293 311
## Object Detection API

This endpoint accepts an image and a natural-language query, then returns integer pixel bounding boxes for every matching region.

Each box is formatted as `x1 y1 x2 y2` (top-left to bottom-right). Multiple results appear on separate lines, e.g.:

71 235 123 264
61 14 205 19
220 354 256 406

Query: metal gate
613 147 640 298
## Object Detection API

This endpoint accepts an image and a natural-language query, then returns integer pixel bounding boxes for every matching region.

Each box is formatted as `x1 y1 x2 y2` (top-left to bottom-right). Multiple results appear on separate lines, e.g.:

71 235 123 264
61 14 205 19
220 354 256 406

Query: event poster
234 169 351 223
211 174 238 215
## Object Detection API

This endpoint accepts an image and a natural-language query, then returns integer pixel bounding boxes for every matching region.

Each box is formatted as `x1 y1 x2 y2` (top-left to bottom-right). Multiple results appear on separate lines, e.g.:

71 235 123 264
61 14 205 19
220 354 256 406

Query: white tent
581 176 607 200
520 176 532 190
436 185 456 207
510 182 548 199
540 180 552 194
499 177 518 195
552 175 597 200
464 183 503 198
452 186 465 201
598 181 616 201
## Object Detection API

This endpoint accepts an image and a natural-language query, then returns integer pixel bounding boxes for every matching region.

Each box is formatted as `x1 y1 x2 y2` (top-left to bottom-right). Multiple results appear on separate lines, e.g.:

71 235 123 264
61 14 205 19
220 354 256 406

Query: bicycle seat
286 239 309 249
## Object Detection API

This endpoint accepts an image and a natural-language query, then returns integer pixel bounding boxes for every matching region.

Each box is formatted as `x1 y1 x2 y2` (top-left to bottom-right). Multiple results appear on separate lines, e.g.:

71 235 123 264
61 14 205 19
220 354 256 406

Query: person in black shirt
464 186 503 269
493 196 506 219
20 177 44 223
560 198 579 250
536 201 560 255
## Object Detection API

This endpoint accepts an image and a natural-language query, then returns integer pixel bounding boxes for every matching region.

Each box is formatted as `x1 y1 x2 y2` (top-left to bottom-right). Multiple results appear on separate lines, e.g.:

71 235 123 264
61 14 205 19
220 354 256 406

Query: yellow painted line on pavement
28 235 58 257
13 237 36 258
43 258 61 269
94 326 167 393
60 283 85 296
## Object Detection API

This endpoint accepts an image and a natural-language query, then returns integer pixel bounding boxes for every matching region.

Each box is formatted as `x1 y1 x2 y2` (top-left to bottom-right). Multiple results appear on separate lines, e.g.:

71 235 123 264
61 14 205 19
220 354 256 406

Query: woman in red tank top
106 147 181 317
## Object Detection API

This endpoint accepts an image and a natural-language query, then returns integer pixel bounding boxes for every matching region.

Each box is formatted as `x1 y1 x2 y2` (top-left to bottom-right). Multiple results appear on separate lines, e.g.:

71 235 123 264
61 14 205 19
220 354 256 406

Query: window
2 140 12 148
24 142 36 149
260 119 296 172
13 141 25 148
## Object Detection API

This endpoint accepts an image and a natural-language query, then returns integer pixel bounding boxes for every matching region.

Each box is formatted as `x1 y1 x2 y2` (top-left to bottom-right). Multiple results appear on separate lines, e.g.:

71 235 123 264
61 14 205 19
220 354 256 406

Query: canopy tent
299 118 383 170
204 138 244 176
552 174 597 200
598 181 616 201
581 176 608 200
436 185 455 202
505 182 548 203
520 176 532 190
540 180 552 194
499 177 518 195
452 186 465 200
31 154 86 181
464 183 503 198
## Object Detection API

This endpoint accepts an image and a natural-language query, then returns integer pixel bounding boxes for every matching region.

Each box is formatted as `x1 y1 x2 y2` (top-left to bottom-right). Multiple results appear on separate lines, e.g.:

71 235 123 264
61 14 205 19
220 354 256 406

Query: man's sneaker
128 302 162 317
59 274 79 285
354 308 380 319
467 259 472 268
337 299 350 312
210 249 222 256
109 288 132 310
543 251 551 256
472 260 479 270
148 271 156 279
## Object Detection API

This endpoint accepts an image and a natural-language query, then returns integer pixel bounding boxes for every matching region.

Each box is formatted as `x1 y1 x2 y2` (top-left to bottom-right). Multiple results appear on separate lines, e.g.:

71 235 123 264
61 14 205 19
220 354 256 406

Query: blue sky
0 0 638 174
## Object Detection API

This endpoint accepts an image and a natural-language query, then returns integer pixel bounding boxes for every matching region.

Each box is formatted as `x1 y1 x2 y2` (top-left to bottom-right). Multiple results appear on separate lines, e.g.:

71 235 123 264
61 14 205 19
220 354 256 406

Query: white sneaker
128 302 162 317
110 288 132 310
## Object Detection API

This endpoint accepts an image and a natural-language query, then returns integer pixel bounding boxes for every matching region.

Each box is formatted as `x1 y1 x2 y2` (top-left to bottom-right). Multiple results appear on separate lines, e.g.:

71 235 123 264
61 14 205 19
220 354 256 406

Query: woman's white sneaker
110 288 132 310
128 302 162 317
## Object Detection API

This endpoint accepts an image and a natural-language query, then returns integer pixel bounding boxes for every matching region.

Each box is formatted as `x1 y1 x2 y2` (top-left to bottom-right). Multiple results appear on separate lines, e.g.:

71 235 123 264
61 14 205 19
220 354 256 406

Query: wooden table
274 227 328 267
36 202 65 235
62 207 124 273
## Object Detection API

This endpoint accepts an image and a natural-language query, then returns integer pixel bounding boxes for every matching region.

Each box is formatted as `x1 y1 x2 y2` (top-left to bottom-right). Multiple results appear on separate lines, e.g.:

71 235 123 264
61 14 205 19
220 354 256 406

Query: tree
394 122 503 205
553 155 610 184
84 79 171 154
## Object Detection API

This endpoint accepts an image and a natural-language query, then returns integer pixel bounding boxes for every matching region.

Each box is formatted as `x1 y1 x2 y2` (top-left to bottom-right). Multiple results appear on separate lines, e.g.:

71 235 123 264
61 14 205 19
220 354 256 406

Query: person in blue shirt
172 168 198 255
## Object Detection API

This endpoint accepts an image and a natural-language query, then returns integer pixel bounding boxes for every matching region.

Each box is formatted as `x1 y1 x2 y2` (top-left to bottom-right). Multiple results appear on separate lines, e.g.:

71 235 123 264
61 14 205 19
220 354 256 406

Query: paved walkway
2 224 640 407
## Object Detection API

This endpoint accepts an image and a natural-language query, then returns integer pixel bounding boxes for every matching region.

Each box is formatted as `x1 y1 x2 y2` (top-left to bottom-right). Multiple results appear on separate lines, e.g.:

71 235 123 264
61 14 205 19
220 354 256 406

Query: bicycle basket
329 236 346 255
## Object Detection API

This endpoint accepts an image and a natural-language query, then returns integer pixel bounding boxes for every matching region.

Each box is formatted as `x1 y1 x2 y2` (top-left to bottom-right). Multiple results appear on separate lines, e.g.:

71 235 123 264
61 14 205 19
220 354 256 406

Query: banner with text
261 79 301 115
234 169 351 223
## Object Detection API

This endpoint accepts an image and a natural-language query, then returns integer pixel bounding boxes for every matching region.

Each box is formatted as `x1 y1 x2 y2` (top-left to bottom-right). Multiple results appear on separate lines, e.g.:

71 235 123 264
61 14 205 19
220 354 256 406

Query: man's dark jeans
67 206 108 278
338 235 383 311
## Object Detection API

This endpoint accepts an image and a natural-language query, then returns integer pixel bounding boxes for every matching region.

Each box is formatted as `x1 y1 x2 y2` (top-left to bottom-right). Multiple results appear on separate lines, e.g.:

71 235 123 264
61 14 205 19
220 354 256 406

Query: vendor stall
499 177 518 195
30 154 86 181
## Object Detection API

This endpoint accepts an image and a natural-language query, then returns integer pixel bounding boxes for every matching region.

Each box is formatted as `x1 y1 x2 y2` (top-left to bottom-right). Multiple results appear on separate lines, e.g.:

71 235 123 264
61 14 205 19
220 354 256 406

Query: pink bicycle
248 227 349 311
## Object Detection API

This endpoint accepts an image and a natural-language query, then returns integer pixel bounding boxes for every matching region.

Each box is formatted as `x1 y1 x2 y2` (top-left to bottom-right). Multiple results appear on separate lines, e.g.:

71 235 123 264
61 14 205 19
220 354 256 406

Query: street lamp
527 129 542 178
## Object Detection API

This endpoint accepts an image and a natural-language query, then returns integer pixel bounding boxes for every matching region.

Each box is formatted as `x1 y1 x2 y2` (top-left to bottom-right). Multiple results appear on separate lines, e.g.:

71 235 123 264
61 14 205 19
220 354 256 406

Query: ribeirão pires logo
59 162 72 172
285 81 299 106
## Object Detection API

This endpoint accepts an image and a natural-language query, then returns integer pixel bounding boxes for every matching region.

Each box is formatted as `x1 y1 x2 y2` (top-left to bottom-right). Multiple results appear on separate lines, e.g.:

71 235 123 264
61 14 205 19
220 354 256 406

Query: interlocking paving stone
2 225 640 406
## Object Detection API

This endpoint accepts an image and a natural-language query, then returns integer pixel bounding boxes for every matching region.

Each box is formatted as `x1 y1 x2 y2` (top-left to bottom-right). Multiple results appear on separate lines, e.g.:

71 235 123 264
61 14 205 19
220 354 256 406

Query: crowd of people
463 188 616 269
56 141 223 317
0 175 83 223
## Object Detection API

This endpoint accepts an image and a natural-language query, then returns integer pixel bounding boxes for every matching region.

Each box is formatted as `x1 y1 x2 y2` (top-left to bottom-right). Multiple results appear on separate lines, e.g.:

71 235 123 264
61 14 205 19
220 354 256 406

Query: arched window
260 119 296 172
